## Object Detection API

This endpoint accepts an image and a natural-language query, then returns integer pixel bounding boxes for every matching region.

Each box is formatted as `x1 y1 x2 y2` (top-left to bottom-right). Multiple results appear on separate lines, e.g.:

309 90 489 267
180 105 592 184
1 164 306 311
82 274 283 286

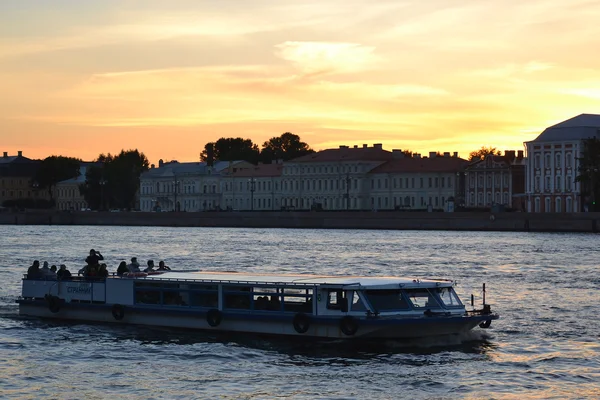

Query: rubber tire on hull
112 304 125 321
206 309 223 327
292 313 311 334
479 319 492 328
340 316 359 336
47 296 61 313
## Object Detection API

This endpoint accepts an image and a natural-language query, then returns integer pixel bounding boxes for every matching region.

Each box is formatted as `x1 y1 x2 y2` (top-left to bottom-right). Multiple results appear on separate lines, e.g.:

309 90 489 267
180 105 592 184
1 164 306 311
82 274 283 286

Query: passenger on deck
27 260 41 279
85 249 103 267
128 257 141 273
57 264 72 280
50 265 57 273
98 263 109 278
116 261 129 276
144 260 155 273
157 260 171 271
81 263 99 278
40 261 55 278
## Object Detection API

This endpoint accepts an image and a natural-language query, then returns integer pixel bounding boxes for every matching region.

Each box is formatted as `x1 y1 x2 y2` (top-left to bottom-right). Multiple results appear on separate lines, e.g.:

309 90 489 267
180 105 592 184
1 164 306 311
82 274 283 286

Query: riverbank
1 210 599 232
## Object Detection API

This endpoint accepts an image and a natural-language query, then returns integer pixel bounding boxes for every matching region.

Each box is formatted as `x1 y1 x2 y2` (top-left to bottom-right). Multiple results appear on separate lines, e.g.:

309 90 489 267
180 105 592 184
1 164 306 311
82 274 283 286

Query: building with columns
222 163 284 211
525 114 600 213
464 151 526 210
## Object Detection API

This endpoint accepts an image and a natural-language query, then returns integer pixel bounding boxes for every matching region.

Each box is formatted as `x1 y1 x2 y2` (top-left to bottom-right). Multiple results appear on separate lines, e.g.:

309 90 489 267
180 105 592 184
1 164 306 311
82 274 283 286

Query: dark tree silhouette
80 149 149 210
200 138 260 164
260 132 314 163
468 146 501 161
34 156 82 201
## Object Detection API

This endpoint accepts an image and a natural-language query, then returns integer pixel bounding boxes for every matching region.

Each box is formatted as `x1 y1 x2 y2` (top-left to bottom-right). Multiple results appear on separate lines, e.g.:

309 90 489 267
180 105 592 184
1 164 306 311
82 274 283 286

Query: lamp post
248 178 256 210
99 179 107 211
173 178 180 211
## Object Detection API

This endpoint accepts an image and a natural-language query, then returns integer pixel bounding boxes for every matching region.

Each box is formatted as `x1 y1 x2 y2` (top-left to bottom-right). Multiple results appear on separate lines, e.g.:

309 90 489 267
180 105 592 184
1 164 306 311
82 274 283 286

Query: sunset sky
1 0 599 164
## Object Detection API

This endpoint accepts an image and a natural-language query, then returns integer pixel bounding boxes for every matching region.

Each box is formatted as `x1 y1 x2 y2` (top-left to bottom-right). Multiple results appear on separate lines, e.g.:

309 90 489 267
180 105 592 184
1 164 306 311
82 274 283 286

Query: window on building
566 153 572 168
545 176 551 192
566 197 572 212
420 178 423 188
566 176 572 192
534 197 540 212
556 176 561 192
555 197 562 213
555 153 561 169
428 177 432 188
545 153 551 167
545 197 551 212
535 154 540 169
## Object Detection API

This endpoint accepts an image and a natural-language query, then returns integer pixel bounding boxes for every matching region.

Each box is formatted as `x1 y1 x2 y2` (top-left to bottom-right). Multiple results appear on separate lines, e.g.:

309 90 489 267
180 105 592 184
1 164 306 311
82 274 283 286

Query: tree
200 138 260 164
34 156 82 201
260 132 314 163
469 146 501 161
80 149 149 210
575 137 600 211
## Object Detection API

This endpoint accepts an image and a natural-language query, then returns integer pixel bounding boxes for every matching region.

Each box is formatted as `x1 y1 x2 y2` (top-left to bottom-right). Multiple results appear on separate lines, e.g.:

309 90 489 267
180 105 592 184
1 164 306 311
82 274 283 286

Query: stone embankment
1 210 599 232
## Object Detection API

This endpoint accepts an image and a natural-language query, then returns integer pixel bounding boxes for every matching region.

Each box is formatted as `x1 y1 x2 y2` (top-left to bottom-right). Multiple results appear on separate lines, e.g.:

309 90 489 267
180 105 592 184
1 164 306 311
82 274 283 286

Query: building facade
54 163 97 211
464 151 526 210
525 114 600 213
0 151 46 207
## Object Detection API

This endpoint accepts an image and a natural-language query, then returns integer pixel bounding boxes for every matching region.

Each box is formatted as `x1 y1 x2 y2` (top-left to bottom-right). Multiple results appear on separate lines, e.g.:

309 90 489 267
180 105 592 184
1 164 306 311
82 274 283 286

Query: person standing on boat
85 249 103 267
128 257 141 273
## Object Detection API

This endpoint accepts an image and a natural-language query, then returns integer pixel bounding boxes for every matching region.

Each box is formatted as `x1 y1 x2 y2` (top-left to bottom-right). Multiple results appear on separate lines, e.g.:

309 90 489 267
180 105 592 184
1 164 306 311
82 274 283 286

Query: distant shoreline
1 210 599 233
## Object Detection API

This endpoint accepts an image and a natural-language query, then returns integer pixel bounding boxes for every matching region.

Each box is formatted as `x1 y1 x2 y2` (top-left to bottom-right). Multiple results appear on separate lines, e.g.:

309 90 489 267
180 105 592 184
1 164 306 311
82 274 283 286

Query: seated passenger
144 260 155 273
40 261 56 278
157 260 171 271
128 257 141 273
116 261 129 276
27 260 41 279
98 263 109 278
57 264 72 280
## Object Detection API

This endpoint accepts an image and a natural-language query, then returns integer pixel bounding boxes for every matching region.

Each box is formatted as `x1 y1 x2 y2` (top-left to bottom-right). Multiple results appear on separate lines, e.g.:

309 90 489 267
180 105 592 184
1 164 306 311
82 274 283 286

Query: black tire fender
479 319 492 329
112 304 125 321
292 313 311 334
206 309 222 327
47 295 61 314
340 316 359 336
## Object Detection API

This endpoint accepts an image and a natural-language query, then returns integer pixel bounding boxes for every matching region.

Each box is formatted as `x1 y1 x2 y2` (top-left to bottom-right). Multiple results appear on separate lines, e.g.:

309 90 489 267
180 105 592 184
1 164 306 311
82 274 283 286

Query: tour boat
17 271 498 340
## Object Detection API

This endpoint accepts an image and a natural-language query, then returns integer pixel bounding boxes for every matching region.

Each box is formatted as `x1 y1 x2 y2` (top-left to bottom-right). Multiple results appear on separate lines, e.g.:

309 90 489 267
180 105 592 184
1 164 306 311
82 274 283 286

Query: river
1 226 599 399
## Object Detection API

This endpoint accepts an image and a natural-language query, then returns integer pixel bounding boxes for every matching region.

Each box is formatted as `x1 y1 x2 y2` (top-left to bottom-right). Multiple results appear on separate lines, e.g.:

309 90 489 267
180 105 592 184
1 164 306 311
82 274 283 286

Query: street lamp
173 178 180 212
99 179 107 211
248 178 256 211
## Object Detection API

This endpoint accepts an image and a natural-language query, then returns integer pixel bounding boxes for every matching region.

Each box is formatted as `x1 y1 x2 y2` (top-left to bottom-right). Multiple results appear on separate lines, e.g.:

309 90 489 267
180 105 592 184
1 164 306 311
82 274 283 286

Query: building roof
231 163 283 178
531 113 600 142
56 162 101 185
289 145 393 163
141 160 249 179
369 156 468 174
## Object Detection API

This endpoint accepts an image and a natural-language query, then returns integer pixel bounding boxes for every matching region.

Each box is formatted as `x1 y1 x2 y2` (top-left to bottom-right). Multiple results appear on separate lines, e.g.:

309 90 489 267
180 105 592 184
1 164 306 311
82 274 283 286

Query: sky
1 0 599 164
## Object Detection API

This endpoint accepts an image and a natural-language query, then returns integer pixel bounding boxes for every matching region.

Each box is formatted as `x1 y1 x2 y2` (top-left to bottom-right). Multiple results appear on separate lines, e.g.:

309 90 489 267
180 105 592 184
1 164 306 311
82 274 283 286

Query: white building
139 160 253 212
369 151 467 211
54 163 96 211
281 144 393 210
222 163 284 211
525 114 600 213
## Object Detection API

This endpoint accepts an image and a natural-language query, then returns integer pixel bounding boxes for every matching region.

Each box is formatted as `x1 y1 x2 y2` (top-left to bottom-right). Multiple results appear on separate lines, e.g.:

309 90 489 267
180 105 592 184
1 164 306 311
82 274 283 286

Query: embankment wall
1 211 599 232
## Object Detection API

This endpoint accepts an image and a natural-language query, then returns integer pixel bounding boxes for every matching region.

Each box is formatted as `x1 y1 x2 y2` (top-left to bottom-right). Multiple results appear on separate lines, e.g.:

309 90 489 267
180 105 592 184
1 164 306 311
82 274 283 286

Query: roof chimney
415 153 421 159
150 164 155 169
444 152 450 157
363 144 368 148
354 145 358 149
339 145 349 149
17 150 22 157
517 150 524 158
392 149 405 159
453 152 458 158
374 143 383 149
2 152 7 158
429 151 436 158
159 159 164 168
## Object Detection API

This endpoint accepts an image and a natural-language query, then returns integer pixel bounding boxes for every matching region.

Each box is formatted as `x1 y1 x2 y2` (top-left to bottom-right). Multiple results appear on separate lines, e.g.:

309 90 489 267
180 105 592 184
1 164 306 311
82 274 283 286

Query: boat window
327 290 347 311
364 290 409 311
135 289 161 305
224 286 252 310
436 287 463 307
189 286 218 308
351 291 367 311
282 288 313 314
405 289 441 309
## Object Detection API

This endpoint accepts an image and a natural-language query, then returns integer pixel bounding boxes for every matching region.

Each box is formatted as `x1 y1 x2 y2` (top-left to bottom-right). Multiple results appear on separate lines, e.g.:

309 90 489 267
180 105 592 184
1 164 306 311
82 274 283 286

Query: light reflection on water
1 226 600 399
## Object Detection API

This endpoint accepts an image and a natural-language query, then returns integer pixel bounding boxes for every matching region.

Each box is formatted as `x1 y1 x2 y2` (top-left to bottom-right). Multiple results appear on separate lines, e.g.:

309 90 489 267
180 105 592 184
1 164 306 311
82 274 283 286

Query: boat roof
141 271 454 289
